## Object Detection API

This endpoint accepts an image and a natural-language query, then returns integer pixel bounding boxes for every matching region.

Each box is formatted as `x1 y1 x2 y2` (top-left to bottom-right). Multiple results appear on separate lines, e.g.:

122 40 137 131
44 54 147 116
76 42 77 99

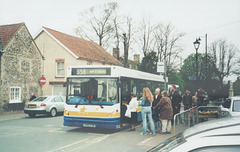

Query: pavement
0 111 26 122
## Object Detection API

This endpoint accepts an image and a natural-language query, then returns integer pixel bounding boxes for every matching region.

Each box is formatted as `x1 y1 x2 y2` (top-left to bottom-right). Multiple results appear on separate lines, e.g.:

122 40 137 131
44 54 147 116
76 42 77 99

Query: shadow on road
24 114 63 119
66 124 131 134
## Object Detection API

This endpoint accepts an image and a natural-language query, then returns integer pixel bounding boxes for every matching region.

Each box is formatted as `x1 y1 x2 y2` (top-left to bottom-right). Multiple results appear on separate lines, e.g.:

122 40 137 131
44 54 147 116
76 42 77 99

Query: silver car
148 116 240 152
24 96 66 117
219 96 240 117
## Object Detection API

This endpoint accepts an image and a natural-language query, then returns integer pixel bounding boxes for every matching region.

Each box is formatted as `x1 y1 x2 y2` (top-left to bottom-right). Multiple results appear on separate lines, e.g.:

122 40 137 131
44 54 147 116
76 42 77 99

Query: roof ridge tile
42 26 122 66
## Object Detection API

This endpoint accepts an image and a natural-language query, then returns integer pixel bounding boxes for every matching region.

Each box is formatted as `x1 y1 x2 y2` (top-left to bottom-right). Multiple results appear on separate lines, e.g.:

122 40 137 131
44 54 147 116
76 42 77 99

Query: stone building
34 27 122 96
0 23 43 111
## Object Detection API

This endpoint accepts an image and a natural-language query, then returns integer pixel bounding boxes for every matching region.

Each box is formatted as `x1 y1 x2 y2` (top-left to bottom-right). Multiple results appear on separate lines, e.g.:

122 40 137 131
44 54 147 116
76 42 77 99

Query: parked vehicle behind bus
24 96 66 117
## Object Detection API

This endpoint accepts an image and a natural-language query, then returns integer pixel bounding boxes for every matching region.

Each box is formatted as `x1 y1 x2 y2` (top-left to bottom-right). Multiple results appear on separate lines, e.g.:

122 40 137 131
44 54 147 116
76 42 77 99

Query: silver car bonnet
183 116 240 139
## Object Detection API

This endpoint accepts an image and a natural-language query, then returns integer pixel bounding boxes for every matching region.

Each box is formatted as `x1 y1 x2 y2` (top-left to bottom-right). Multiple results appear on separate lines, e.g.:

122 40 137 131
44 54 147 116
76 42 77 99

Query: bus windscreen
67 78 118 105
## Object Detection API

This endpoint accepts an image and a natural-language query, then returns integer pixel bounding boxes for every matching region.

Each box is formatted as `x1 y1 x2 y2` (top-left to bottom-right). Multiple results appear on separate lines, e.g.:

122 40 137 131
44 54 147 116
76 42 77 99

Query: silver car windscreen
31 97 48 102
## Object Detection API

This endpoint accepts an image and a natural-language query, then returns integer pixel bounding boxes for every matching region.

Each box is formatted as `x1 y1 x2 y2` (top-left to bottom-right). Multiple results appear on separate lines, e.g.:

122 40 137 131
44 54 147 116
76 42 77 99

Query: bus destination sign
72 68 111 76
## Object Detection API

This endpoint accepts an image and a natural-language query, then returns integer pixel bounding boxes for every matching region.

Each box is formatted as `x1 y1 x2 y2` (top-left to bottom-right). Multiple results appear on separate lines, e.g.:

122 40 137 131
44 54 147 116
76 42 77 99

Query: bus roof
67 65 165 82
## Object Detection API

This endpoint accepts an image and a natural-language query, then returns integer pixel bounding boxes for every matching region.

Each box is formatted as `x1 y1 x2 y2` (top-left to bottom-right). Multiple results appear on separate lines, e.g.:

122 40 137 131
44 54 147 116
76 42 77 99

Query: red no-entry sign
40 76 46 85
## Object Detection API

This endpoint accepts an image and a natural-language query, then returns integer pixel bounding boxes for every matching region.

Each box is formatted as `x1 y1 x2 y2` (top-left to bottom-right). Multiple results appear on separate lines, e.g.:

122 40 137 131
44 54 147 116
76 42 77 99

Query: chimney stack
112 48 119 59
134 54 140 63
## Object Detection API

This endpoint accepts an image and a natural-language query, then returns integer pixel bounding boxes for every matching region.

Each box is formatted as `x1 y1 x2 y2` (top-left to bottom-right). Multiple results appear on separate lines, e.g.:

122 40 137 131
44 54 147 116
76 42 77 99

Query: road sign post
157 61 167 90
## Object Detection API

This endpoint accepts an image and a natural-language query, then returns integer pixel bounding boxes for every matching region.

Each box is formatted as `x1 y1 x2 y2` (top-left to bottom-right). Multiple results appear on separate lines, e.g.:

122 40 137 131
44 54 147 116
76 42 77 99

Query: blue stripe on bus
64 116 121 129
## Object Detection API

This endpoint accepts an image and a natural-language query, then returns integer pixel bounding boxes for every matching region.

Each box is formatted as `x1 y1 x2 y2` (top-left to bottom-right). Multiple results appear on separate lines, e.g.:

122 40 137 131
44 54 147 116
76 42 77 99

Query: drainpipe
0 37 4 86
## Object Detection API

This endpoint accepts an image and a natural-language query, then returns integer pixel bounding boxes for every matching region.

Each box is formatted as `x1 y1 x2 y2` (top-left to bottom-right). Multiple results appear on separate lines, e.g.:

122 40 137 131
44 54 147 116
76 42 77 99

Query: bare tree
122 17 133 68
153 23 185 73
136 18 156 57
209 39 238 88
113 16 121 60
74 2 118 49
233 60 240 76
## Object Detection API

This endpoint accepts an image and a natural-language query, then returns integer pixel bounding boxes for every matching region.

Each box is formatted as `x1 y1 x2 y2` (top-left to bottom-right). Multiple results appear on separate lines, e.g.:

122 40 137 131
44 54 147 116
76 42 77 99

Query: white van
219 96 240 117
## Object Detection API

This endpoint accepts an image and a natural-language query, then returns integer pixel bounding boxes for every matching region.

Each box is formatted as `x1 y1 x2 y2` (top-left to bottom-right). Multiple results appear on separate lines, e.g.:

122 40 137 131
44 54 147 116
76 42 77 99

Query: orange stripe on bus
64 111 120 117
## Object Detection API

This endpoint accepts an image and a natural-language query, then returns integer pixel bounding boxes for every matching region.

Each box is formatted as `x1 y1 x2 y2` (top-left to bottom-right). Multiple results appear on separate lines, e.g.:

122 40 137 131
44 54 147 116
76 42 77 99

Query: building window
53 85 66 96
56 61 64 77
10 87 21 103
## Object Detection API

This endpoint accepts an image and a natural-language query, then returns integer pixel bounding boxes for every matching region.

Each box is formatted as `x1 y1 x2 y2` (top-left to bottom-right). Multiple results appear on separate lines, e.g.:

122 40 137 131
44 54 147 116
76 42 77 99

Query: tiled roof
0 23 24 49
43 27 122 66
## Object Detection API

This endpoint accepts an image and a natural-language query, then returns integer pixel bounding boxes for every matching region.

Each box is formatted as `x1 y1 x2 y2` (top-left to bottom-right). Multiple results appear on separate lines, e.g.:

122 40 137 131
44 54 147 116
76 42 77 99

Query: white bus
64 65 165 129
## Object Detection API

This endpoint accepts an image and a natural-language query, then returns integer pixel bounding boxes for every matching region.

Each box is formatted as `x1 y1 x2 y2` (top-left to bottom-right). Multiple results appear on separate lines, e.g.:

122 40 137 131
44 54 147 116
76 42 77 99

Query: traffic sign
157 62 164 73
40 76 46 85
189 76 196 80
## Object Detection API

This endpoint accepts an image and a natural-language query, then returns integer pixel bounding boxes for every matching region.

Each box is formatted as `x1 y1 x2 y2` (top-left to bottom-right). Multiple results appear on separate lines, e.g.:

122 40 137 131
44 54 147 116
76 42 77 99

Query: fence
173 106 219 135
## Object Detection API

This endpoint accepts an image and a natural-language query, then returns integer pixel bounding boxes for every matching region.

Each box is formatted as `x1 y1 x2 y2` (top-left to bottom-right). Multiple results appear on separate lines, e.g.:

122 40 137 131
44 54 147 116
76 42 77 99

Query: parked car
24 96 66 117
148 116 240 152
219 96 240 117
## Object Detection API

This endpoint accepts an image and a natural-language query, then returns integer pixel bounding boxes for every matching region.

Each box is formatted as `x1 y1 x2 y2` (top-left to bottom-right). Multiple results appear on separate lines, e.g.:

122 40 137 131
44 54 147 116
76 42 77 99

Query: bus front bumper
64 116 121 129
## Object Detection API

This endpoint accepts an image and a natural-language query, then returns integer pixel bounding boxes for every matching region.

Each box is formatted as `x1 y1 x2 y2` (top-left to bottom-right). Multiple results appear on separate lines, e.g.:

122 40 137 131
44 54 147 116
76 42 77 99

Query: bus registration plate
83 124 96 128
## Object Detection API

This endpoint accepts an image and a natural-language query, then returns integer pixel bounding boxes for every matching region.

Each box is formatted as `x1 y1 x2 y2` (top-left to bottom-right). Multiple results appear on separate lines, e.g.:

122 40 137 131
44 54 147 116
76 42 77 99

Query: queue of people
125 84 208 135
126 86 178 135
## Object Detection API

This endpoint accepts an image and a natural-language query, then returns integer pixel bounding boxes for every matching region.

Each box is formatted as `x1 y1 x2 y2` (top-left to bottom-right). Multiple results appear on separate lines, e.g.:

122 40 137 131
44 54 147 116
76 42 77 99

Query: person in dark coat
154 91 173 134
30 93 36 101
183 90 192 110
152 88 162 131
170 85 182 125
170 85 182 116
153 88 161 108
197 88 205 107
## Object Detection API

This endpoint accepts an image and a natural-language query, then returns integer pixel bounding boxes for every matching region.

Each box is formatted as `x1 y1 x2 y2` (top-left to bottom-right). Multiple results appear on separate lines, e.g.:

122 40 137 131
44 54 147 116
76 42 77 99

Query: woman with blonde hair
138 87 155 135
154 90 173 134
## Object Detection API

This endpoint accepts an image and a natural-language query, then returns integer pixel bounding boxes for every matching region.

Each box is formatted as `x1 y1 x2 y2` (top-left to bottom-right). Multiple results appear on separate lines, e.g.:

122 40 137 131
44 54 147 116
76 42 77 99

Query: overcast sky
1 0 240 61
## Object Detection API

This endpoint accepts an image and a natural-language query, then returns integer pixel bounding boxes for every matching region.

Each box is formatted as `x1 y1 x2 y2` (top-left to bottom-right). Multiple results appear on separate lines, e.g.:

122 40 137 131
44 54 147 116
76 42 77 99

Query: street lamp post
193 38 201 90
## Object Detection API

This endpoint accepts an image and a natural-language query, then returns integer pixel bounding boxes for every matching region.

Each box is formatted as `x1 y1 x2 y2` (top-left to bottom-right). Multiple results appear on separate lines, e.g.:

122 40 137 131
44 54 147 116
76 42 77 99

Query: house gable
34 28 78 59
0 23 43 107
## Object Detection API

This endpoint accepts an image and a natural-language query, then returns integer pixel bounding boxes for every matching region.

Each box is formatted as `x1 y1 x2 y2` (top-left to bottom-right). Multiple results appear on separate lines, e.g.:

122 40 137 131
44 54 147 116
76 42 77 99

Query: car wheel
28 114 36 118
50 108 57 117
